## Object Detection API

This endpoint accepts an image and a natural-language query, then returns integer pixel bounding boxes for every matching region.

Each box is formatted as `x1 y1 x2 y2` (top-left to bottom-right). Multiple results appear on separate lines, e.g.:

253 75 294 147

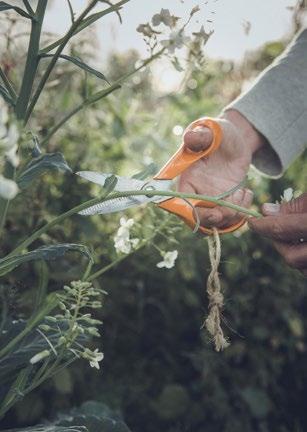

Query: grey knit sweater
227 28 307 177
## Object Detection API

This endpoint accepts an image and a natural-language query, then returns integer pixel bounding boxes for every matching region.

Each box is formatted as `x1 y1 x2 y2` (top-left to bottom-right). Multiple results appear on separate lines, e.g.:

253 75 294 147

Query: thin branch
24 0 100 124
7 188 261 259
40 0 132 54
40 84 121 146
15 1 48 120
0 67 17 101
66 0 75 24
40 47 165 145
22 0 34 15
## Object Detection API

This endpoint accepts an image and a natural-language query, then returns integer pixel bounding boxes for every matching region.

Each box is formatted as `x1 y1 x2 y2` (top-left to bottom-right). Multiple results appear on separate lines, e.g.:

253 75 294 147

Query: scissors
77 118 245 235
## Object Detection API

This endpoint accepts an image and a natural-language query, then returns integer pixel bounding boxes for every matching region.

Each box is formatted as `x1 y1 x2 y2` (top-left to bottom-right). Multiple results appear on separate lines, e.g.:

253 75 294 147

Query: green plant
0 2 230 430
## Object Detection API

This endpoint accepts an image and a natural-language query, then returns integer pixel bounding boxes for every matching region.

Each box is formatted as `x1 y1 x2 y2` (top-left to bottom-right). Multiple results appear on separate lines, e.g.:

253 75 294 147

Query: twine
204 228 230 352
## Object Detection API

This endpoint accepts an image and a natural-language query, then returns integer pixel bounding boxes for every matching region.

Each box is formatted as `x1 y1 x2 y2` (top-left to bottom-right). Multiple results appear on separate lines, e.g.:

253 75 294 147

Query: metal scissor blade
78 175 174 216
79 195 146 215
76 171 146 191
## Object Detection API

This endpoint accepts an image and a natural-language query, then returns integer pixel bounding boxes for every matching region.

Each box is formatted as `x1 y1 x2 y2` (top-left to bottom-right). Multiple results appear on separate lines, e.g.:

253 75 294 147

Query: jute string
204 228 230 352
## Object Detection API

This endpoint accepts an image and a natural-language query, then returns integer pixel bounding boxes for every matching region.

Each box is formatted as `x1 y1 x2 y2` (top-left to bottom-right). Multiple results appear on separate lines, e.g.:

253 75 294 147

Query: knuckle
271 222 284 240
282 193 307 214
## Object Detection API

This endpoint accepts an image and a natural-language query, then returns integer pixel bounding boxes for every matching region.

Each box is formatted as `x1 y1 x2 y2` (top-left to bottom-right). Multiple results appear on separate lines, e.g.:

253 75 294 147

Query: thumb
262 193 307 216
183 126 213 153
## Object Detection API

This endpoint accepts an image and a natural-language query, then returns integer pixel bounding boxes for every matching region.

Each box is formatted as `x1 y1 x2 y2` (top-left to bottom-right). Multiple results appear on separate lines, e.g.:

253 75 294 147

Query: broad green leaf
0 294 58 359
40 54 109 83
56 401 132 432
3 426 86 432
17 152 72 189
132 163 158 180
0 318 88 383
0 244 93 276
0 2 31 18
0 83 14 106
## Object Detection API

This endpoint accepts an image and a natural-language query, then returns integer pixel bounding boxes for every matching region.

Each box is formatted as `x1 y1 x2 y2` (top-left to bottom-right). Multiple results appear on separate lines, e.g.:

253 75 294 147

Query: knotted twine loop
204 227 230 352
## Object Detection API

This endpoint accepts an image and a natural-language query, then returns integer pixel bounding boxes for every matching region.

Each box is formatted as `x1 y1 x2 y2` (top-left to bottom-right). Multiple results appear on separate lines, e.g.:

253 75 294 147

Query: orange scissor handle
154 117 246 235
154 118 222 180
158 198 246 235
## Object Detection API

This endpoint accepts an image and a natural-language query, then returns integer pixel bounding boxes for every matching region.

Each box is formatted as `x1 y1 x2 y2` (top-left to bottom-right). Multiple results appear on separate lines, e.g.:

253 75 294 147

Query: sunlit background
44 0 300 91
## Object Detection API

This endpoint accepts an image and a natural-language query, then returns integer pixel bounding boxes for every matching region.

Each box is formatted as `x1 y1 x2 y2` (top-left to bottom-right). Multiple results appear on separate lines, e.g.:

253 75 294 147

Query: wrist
221 109 265 155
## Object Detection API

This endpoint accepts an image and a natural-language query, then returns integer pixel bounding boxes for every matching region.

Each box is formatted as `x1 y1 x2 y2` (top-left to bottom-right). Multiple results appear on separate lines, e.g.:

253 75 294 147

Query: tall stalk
24 0 99 124
15 1 48 120
7 188 261 259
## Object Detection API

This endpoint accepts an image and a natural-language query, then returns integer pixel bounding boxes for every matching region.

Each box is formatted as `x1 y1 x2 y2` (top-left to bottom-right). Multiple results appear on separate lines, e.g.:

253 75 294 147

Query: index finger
248 213 307 242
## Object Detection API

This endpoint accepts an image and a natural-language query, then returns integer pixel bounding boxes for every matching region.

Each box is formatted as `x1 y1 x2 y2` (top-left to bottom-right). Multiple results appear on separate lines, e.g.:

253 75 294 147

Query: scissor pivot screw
142 184 156 198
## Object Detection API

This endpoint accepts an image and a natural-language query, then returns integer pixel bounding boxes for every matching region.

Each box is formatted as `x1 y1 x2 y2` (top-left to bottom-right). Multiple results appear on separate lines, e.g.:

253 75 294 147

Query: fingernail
207 215 218 223
233 189 244 202
263 203 280 215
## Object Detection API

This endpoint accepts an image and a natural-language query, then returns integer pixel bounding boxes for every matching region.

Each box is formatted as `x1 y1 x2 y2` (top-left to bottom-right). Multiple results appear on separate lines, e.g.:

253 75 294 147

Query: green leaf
132 163 158 180
0 83 14 106
40 54 109 83
0 244 93 276
3 426 87 432
0 1 32 19
56 401 132 432
103 174 118 193
17 152 72 189
31 135 42 157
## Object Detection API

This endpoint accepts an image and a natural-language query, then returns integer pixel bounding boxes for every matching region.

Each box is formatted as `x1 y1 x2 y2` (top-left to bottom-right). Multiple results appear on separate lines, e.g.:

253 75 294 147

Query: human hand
178 110 264 229
248 193 307 276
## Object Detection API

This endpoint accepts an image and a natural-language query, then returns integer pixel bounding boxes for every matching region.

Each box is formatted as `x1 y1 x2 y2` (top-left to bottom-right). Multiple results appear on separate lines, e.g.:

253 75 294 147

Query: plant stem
0 293 58 359
24 0 99 124
87 217 170 281
40 0 132 54
23 0 34 15
0 67 17 102
40 47 165 145
7 188 261 260
15 1 47 120
88 243 144 281
40 84 121 146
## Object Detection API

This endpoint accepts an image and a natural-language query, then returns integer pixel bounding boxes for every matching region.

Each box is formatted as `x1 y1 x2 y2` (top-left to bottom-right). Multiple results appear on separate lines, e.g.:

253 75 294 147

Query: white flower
30 349 50 364
157 250 178 269
192 25 211 44
130 238 139 248
152 8 173 27
0 175 19 200
0 100 8 137
114 237 132 254
280 187 302 203
114 217 139 254
280 187 294 202
89 348 104 370
161 31 190 53
0 113 20 166
5 144 19 167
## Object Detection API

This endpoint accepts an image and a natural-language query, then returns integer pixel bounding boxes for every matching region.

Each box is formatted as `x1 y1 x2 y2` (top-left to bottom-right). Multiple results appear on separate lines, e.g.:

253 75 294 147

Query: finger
177 178 195 195
196 188 253 228
183 126 213 153
273 240 307 271
248 214 307 242
262 193 307 216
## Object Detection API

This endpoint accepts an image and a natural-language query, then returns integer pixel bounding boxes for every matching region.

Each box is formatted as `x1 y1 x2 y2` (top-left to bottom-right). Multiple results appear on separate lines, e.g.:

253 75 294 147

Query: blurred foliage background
1 13 307 432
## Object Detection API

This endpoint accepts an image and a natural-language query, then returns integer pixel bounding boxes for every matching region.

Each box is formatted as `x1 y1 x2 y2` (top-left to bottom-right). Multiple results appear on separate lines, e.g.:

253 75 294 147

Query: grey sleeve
225 29 307 177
